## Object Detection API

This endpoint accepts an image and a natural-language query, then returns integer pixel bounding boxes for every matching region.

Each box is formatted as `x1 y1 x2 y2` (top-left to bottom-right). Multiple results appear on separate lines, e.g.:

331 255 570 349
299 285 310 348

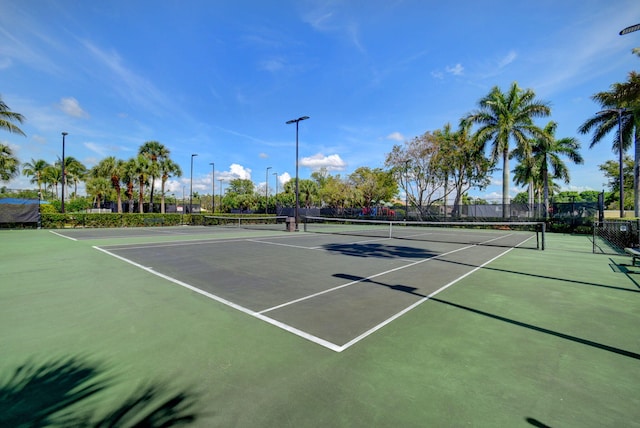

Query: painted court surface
2 226 639 427
66 226 534 351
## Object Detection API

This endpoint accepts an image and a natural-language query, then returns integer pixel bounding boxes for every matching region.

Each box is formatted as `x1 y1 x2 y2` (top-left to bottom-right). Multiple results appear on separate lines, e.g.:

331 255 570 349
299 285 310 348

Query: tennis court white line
338 245 518 351
258 244 476 314
93 238 525 353
49 230 77 241
93 245 343 352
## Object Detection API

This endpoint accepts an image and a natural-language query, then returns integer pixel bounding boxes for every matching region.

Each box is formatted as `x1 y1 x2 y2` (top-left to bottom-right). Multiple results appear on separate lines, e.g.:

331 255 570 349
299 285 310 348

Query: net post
541 222 545 251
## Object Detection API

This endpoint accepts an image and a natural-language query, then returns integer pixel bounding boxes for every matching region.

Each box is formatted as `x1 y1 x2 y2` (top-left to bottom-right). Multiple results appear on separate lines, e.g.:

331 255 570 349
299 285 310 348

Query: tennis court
50 219 540 351
2 222 639 427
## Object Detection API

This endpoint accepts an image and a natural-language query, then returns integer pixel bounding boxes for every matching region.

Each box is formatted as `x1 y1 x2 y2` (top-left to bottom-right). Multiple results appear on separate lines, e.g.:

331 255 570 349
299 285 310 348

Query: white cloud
445 63 464 75
300 153 346 171
229 163 252 180
84 142 108 157
259 152 269 159
498 50 517 68
386 132 404 142
279 172 291 184
58 97 89 118
431 70 444 80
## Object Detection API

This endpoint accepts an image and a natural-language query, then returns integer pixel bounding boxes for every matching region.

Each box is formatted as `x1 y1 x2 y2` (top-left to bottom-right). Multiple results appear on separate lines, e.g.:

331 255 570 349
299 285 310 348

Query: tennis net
202 215 288 231
303 216 545 250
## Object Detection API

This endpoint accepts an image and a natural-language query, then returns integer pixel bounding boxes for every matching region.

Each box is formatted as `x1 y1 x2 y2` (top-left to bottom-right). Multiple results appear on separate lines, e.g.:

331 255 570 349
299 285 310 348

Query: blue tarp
0 198 48 204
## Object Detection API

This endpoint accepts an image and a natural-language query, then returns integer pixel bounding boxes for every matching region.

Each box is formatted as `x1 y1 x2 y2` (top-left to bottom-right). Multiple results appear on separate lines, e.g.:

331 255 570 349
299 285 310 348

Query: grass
1 229 639 427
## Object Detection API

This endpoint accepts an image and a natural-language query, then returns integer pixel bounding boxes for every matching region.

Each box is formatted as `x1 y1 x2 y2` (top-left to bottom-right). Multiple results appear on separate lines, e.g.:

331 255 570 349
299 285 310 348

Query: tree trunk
502 149 509 219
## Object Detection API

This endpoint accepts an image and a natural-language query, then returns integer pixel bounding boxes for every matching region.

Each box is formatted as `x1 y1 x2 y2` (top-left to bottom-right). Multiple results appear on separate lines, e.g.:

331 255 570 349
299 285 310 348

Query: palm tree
0 95 26 136
64 156 87 199
131 155 151 213
21 158 50 196
579 71 640 215
513 121 583 219
159 158 182 213
42 164 62 198
91 157 126 213
462 82 551 218
85 176 112 209
0 143 19 182
139 141 169 211
122 158 138 213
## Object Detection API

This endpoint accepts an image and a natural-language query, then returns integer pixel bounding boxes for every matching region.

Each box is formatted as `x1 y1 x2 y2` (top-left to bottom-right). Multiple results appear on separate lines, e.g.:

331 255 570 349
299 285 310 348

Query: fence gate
593 220 640 254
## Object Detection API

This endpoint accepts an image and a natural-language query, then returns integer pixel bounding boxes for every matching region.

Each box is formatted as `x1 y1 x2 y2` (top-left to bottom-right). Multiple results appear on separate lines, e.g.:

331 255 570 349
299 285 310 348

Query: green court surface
1 227 639 427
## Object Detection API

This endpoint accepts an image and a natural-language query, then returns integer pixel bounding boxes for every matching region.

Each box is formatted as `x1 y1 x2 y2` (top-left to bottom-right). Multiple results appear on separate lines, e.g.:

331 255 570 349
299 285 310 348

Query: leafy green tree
462 81 551 218
348 167 397 209
433 122 492 216
0 95 26 136
21 158 49 196
0 143 19 182
385 132 449 220
318 174 354 214
598 155 634 210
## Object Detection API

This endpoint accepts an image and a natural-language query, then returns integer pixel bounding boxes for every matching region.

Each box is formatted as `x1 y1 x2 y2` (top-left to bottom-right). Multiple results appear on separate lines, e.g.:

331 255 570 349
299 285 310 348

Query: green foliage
41 213 185 228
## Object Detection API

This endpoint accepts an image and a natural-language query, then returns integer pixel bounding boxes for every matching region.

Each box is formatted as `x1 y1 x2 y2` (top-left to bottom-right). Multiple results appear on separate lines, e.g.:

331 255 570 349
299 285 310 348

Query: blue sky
2 0 640 201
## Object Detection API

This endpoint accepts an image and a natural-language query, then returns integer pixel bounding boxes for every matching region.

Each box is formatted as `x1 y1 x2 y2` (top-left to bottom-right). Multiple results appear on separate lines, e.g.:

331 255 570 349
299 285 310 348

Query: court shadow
334 273 640 361
323 242 436 259
0 356 201 426
526 417 553 427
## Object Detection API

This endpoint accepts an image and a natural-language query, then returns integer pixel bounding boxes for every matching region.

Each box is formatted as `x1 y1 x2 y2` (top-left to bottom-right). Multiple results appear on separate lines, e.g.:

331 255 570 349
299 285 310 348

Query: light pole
273 172 278 215
265 166 272 214
210 162 215 213
286 115 309 230
61 132 68 213
190 154 198 214
598 108 626 218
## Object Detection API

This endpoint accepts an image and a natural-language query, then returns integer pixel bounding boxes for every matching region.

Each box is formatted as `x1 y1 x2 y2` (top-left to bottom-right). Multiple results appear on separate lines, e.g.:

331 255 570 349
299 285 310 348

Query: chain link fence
593 220 640 254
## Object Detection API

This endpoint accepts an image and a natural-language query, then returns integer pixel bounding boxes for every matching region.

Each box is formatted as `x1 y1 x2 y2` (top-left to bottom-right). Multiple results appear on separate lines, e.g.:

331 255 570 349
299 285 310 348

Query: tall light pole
265 166 272 214
273 172 278 215
286 115 309 230
598 108 626 218
210 162 215 213
61 132 68 213
190 154 198 214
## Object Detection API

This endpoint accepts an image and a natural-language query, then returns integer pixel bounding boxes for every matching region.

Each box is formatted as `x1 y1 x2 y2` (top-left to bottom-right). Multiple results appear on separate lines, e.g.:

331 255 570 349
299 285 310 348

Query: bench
624 247 640 266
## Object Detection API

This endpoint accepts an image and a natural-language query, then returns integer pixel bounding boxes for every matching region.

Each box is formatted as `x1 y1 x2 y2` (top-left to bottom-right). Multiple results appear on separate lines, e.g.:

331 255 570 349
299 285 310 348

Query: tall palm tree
139 141 169 211
0 143 19 182
131 154 151 213
122 158 138 213
91 156 126 213
85 176 112 209
579 71 640 215
513 121 583 219
21 158 50 196
0 95 26 136
64 156 87 199
159 158 182 213
462 81 551 218
42 164 62 198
